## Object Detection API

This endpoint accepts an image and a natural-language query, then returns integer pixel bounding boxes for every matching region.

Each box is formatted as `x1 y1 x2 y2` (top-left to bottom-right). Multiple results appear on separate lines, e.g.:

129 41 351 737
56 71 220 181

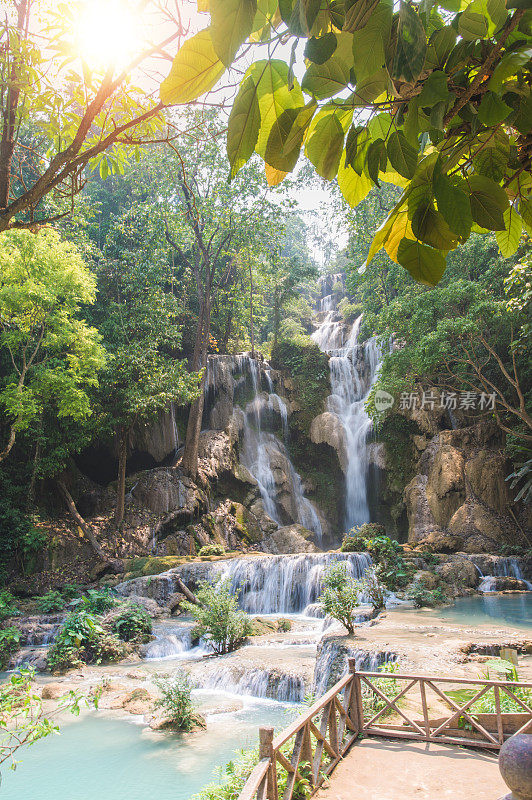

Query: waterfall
463 555 532 591
313 639 397 696
312 312 381 530
117 552 372 614
237 358 323 540
196 667 306 703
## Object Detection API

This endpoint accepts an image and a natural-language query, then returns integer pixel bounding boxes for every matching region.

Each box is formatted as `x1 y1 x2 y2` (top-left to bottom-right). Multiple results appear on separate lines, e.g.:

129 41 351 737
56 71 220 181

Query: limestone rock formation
310 412 348 471
261 524 319 554
404 422 525 553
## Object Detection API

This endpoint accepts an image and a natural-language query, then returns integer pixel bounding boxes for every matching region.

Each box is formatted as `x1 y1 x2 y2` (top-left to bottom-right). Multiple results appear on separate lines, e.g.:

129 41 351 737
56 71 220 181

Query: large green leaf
264 102 316 171
478 91 512 125
300 0 322 33
304 33 338 64
302 32 354 99
343 0 380 32
365 138 387 183
344 124 366 168
397 237 446 286
337 158 373 206
418 70 450 108
387 131 418 179
227 75 261 178
247 60 305 156
469 175 508 231
352 1 392 81
160 29 225 105
495 206 522 257
210 0 257 66
424 26 457 70
392 2 427 84
488 49 532 91
520 195 532 236
305 114 345 179
458 10 488 40
434 174 472 239
411 200 458 250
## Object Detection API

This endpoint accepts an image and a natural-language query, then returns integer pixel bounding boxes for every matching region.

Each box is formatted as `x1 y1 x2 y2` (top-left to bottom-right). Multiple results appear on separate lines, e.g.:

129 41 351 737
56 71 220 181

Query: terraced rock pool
1 694 296 800
413 592 532 630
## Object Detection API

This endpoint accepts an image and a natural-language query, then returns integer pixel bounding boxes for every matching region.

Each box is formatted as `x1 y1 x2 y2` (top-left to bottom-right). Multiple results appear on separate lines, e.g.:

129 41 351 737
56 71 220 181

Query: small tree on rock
182 579 251 655
319 563 361 635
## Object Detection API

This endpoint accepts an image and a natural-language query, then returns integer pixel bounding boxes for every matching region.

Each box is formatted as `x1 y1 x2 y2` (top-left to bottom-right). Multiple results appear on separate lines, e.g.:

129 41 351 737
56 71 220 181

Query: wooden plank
362 728 500 749
362 678 426 736
282 728 304 800
494 686 504 746
328 699 339 755
238 760 270 800
272 676 352 749
513 716 532 736
308 719 337 760
419 679 430 741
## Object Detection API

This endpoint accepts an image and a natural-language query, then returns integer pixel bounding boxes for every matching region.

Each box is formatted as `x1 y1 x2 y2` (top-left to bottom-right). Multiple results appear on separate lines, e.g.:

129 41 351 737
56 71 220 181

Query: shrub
106 603 152 643
341 523 386 552
183 579 251 655
342 527 414 591
61 584 82 601
197 544 226 557
47 611 127 672
358 568 387 611
409 584 446 608
319 563 361 635
192 747 259 800
0 626 21 669
270 337 330 432
0 590 19 621
76 588 117 614
154 672 196 731
35 590 66 614
277 619 292 632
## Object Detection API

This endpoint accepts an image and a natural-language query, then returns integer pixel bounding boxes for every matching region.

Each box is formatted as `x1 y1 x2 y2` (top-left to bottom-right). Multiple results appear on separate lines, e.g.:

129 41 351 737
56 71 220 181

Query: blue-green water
422 593 532 630
0 698 294 800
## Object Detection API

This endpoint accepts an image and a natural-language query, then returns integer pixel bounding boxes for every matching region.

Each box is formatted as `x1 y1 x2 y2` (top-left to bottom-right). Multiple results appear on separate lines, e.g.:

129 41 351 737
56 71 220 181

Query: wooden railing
238 659 532 800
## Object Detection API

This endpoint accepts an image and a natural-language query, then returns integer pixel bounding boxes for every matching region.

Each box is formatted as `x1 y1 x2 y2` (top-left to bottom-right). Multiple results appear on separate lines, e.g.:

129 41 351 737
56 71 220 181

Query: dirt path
314 737 506 800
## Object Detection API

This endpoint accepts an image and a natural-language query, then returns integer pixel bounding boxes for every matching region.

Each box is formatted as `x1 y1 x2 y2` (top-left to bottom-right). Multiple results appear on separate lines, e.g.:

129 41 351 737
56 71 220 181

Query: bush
106 603 152 643
61 584 82 601
35 590 66 614
183 579 251 655
319 563 361 635
197 544 226 557
0 626 21 669
75 588 117 614
0 590 19 621
277 619 292 632
47 611 127 672
359 568 387 611
154 672 196 731
409 584 446 608
270 337 330 432
342 527 414 591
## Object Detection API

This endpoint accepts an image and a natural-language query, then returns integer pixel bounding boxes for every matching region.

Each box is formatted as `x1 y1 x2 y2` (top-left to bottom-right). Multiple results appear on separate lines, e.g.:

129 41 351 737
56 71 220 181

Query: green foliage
0 591 19 622
270 336 329 431
409 584 446 608
277 618 292 632
154 672 196 731
447 660 532 722
192 746 260 800
46 611 127 672
342 527 414 591
108 603 152 643
35 590 66 614
358 568 388 611
167 0 532 281
61 584 82 601
182 579 251 655
362 662 400 717
319 563 361 635
197 544 226 557
75 589 117 615
0 627 22 669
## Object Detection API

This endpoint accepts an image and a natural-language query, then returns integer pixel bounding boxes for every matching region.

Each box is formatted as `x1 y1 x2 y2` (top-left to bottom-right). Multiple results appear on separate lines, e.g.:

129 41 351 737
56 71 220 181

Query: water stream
312 298 381 529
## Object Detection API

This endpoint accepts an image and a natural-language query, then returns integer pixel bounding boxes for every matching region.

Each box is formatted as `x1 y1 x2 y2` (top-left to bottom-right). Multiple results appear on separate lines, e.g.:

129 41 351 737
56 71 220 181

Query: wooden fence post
348 658 364 733
259 726 277 800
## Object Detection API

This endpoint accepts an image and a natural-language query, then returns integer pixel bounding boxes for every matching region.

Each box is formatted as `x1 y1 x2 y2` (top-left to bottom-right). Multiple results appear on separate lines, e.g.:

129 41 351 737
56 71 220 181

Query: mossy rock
247 617 278 637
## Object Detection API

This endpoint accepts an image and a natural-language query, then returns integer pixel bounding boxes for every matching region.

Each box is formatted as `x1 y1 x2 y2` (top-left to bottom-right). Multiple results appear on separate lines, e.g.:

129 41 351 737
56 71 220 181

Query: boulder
261 524 319 554
465 450 510 513
121 688 155 715
133 470 206 519
147 710 206 732
426 445 465 527
448 502 505 553
119 595 164 618
310 412 348 472
41 682 66 700
436 557 479 589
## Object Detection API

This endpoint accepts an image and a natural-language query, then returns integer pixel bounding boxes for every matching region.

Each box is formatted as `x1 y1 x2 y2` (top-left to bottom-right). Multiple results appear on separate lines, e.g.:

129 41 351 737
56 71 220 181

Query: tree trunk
0 425 16 464
114 426 128 528
57 478 108 561
182 300 211 480
0 0 28 210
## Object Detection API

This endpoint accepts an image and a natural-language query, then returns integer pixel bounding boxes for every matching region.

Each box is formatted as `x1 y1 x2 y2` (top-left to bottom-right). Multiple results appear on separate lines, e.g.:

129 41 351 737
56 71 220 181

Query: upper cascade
312 277 381 530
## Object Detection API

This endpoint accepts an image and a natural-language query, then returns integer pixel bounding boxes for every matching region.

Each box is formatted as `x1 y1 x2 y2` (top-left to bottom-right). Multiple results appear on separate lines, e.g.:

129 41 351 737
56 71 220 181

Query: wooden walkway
313 737 506 800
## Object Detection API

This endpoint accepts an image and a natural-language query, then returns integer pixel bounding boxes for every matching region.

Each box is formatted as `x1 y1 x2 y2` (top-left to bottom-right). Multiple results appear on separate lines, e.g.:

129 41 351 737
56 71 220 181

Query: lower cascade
117 552 372 615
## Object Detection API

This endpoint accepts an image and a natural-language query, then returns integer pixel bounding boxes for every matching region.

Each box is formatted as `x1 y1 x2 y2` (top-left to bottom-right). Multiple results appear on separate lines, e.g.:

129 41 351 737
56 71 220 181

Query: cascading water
312 307 381 530
235 358 323 540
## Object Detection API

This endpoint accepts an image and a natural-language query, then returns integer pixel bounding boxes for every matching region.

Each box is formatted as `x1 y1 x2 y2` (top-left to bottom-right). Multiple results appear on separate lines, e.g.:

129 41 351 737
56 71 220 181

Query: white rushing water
235 357 323 540
312 307 381 530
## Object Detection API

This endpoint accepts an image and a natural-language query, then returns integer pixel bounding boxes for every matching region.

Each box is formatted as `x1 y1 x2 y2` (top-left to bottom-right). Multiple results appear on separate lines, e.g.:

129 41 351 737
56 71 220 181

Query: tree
0 229 105 463
319 562 361 635
182 579 251 655
161 1 532 287
0 1 185 232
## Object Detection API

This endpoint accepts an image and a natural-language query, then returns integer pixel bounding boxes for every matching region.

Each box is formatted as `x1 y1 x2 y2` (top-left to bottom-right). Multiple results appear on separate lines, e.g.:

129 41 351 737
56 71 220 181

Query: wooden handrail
236 664 532 800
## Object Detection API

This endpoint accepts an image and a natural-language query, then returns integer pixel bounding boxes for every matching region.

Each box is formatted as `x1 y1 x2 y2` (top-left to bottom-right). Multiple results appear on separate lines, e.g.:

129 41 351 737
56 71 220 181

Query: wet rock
121 688 156 715
147 710 206 732
166 592 186 614
133 470 206 518
11 647 49 672
310 412 348 472
436 557 479 589
261 524 319 554
120 595 165 618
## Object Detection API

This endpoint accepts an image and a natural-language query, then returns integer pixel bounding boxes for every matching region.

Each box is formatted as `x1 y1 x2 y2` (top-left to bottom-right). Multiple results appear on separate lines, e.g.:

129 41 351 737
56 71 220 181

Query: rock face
310 412 348 471
404 422 525 553
261 524 319 554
